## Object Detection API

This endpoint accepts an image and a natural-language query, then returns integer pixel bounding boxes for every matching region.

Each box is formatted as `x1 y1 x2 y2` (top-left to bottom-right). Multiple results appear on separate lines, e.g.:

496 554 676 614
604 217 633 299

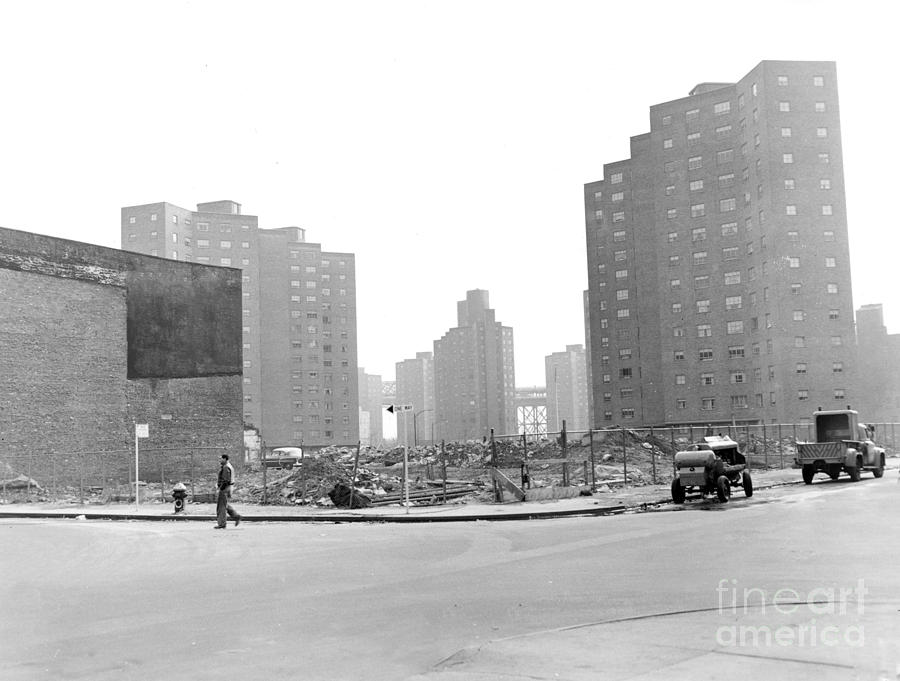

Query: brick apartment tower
584 61 856 427
433 290 516 441
855 304 900 423
545 344 590 434
357 368 384 447
395 352 435 447
122 200 359 449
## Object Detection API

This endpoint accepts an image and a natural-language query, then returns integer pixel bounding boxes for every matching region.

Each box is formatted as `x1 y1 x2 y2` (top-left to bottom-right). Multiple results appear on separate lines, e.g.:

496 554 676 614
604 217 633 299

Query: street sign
135 424 149 438
386 404 414 414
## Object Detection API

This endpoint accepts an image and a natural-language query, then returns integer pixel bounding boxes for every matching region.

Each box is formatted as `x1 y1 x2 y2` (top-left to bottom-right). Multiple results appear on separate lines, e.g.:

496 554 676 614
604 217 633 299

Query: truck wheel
802 465 815 485
847 462 861 482
671 478 685 504
716 475 731 503
742 471 753 497
873 455 885 478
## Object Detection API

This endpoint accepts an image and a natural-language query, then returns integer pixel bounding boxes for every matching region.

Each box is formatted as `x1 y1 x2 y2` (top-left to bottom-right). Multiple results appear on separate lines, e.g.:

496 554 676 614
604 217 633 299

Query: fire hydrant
172 482 188 513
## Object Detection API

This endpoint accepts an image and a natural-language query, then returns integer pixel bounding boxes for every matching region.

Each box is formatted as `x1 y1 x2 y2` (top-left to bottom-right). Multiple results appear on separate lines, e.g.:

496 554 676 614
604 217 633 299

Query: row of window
289 430 352 441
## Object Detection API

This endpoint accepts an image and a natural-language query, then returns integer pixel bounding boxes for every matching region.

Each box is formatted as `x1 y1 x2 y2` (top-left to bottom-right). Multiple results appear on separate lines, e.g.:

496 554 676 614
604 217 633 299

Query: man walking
215 454 242 529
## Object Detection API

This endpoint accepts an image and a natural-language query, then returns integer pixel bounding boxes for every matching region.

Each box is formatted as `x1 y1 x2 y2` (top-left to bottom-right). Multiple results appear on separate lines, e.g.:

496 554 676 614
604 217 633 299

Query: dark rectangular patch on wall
126 258 242 379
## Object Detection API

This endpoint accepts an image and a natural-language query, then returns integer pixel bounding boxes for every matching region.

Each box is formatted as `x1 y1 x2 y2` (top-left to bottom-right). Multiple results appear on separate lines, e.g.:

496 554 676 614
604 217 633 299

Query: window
691 203 706 217
694 275 710 289
594 210 603 221
677 399 687 410
793 310 805 321
724 271 741 285
794 336 806 348
617 308 630 319
610 172 623 184
781 127 792 137
662 115 672 126
669 278 681 289
787 230 799 242
825 257 836 268
665 161 678 173
692 227 707 242
831 336 843 346
779 101 790 112
796 363 807 375
699 348 714 361
688 156 703 170
672 302 682 313
822 204 833 215
719 198 736 212
784 179 795 190
619 348 633 360
616 289 629 301
715 125 732 138
669 255 680 267
668 231 678 243
620 368 632 379
667 208 678 220
614 249 627 261
833 362 843 373
685 108 700 122
611 191 624 202
785 205 797 216
689 179 704 192
798 389 809 401
788 257 800 268
687 131 701 142
823 230 835 242
603 392 612 402
615 269 628 279
716 149 734 164
731 395 749 409
714 101 731 115
675 374 686 385
665 185 676 196
701 372 715 385
674 350 685 360
829 309 840 320
777 75 789 86
612 211 625 222
723 246 739 260
815 101 826 113
833 389 846 400
813 76 824 87
725 295 742 310
727 320 744 335
220 240 232 249
729 346 745 359
663 138 673 149
696 299 711 313
701 398 716 411
820 179 831 190
721 222 738 236
150 213 158 221
819 153 830 164
817 127 828 138
604 411 613 421
783 153 794 164
718 173 735 188
697 324 712 338
613 230 626 242
692 251 708 265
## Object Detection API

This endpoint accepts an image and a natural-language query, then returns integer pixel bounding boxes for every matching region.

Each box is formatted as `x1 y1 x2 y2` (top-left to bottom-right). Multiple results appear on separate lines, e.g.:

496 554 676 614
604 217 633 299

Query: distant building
545 344 590 433
584 61 855 427
855 304 900 423
357 368 384 447
433 290 516 441
395 352 434 446
0 226 243 482
122 200 359 449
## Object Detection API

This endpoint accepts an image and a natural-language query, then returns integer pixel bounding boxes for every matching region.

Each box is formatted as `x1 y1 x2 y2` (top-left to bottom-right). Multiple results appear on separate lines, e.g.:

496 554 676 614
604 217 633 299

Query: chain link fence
0 447 236 504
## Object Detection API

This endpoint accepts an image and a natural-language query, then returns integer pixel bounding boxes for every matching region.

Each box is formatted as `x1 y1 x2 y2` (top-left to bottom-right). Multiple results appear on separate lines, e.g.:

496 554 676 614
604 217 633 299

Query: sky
1 0 898 388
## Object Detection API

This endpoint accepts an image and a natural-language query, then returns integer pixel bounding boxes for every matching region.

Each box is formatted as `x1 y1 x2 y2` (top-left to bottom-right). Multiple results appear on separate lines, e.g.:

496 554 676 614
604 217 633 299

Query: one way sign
387 404 414 413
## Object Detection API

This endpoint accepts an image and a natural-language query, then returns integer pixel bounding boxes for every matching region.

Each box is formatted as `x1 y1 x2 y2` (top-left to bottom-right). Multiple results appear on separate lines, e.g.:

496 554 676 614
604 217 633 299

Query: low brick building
0 226 243 490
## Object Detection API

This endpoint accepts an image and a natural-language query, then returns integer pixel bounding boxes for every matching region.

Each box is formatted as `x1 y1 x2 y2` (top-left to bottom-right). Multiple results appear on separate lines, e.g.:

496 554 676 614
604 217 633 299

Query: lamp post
413 409 433 447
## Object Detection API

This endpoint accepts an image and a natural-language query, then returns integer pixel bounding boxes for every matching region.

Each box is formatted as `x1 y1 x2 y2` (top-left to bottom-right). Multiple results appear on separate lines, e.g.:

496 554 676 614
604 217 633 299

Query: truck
671 435 753 504
794 408 885 484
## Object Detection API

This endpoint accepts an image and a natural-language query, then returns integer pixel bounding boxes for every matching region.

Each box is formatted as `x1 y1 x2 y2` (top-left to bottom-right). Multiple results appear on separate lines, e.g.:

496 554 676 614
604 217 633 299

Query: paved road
2 475 898 680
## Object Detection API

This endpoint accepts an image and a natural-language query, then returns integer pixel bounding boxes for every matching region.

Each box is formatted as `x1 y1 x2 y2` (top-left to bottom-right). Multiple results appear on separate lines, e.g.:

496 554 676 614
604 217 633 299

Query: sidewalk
0 467 809 523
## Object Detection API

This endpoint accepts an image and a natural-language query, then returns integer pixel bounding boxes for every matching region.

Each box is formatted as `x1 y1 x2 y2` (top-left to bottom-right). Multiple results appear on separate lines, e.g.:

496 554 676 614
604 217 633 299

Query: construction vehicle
671 435 753 504
795 408 885 484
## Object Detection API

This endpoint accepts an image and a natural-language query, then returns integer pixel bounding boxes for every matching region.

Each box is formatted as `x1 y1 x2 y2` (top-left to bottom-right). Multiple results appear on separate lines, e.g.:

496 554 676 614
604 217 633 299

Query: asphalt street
2 474 898 680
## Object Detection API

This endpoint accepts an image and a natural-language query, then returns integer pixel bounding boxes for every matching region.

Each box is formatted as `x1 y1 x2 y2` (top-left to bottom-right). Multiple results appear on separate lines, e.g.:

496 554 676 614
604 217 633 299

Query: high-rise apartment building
357 368 384 447
122 200 359 448
545 344 590 433
855 304 900 423
584 61 855 427
433 290 516 441
395 352 434 447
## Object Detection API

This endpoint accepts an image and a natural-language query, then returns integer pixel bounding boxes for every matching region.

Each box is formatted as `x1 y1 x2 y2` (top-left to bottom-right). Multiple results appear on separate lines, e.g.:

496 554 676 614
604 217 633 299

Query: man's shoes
214 525 226 529
235 517 241 527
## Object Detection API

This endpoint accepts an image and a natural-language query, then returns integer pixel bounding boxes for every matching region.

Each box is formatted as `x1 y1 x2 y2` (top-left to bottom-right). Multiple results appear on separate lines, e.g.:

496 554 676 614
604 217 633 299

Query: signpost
386 404 414 414
134 423 149 507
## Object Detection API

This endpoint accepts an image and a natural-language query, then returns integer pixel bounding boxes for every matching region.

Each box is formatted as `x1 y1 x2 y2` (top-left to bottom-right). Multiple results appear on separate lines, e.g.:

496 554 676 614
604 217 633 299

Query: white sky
1 1 897 387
